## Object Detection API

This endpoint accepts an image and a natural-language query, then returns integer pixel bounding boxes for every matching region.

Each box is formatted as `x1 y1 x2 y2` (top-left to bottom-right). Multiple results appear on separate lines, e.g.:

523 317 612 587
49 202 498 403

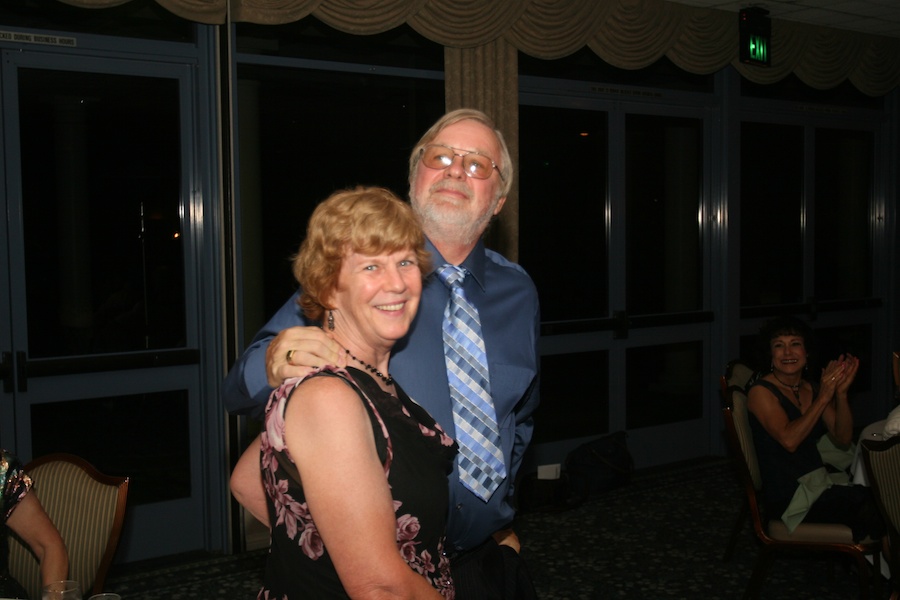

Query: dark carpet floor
105 457 891 599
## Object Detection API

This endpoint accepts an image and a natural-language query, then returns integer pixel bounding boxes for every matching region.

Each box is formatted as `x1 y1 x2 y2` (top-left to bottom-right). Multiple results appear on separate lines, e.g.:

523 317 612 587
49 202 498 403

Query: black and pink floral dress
1 449 33 598
258 366 458 599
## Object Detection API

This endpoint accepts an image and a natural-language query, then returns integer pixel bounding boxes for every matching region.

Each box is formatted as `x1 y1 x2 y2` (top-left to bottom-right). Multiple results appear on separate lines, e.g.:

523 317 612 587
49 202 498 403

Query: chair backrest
725 359 757 392
7 453 129 599
861 436 900 548
892 351 899 398
722 389 775 546
723 386 762 492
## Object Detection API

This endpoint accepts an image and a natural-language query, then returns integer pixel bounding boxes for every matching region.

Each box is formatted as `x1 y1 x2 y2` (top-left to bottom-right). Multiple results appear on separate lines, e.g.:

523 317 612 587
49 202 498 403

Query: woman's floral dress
258 366 458 599
1 449 34 598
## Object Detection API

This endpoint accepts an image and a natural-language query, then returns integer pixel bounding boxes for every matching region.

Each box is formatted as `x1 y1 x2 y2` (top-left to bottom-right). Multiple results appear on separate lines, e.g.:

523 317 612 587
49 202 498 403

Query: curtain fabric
56 0 896 260
445 39 520 259
57 0 900 95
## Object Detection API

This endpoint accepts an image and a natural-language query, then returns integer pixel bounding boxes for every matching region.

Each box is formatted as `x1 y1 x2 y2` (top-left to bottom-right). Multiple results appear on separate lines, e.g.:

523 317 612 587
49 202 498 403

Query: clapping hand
834 354 859 395
819 354 859 397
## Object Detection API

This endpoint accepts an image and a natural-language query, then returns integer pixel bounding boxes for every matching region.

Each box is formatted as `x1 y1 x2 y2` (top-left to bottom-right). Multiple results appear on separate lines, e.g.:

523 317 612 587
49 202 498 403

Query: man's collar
425 238 487 291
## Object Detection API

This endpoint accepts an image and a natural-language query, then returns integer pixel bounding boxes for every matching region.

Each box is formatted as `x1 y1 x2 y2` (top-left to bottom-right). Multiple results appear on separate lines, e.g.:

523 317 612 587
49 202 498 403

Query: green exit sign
739 8 771 67
746 34 768 63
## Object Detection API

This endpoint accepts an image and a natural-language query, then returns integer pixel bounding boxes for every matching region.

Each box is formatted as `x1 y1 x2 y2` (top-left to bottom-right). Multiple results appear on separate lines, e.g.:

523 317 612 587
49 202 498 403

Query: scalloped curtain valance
60 0 900 97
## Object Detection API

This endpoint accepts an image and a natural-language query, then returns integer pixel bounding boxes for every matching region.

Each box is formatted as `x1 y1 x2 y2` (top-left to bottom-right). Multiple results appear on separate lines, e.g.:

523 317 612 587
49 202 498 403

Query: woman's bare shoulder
287 373 365 424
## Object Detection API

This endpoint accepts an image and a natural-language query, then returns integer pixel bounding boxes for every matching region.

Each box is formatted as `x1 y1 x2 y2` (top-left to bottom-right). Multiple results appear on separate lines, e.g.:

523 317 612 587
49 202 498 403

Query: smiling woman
745 315 885 543
237 186 458 599
291 187 431 338
292 187 431 377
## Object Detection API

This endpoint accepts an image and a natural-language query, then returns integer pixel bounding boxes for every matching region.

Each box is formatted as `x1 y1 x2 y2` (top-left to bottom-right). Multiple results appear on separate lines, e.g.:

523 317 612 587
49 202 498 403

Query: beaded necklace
343 347 394 386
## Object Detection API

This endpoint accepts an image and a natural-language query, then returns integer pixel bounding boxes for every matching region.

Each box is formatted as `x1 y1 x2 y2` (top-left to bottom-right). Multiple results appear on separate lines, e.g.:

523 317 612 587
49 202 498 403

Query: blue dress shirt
223 238 541 551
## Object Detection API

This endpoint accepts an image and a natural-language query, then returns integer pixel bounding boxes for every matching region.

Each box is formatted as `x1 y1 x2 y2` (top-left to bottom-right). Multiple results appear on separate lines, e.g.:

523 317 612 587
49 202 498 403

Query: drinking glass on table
42 580 81 600
88 594 121 600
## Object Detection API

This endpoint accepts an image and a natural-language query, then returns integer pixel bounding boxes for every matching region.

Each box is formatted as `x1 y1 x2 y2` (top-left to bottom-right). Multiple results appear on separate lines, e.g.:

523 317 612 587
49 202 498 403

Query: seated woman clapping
747 316 884 541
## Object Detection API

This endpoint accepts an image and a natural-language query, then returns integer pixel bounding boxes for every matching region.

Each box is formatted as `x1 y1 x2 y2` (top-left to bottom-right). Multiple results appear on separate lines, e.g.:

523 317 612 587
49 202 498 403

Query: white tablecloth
850 419 887 486
849 419 891 580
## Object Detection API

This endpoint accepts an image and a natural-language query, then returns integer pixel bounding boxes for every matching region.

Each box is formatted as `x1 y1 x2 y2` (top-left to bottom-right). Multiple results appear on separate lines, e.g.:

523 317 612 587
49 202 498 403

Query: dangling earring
328 310 335 331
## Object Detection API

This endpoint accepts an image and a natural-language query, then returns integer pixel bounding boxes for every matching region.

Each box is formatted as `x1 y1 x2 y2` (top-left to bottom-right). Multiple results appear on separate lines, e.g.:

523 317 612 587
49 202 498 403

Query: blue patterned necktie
437 264 506 501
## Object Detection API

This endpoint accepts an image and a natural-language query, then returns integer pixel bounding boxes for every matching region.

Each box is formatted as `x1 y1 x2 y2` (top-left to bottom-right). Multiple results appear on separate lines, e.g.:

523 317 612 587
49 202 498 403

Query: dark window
740 122 804 306
814 128 872 300
20 69 184 357
532 351 609 443
519 105 608 322
626 341 703 429
32 391 191 506
815 324 872 393
625 114 703 315
235 64 444 318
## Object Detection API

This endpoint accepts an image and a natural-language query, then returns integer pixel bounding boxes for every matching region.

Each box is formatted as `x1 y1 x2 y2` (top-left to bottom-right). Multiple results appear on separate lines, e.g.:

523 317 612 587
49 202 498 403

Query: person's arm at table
6 492 68 587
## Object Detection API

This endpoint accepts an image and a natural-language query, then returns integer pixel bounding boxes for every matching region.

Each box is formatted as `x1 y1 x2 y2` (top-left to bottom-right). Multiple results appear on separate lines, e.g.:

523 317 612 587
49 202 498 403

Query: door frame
0 25 227 561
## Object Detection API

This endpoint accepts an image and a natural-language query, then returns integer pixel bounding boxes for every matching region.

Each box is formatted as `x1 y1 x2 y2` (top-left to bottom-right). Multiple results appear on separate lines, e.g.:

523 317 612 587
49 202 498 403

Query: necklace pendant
773 372 802 401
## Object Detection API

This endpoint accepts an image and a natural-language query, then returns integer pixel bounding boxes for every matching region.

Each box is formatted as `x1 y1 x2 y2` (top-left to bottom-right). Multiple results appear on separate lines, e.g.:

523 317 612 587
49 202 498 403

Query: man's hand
492 528 521 553
265 326 345 387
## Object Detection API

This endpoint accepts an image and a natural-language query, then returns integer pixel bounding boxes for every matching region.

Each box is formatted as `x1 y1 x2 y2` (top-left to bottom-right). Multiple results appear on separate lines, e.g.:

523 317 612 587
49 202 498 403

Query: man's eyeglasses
419 144 504 181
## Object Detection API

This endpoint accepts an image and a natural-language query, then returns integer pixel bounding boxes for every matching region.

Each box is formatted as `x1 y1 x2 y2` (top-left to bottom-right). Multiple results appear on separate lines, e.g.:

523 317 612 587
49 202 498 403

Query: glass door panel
625 114 702 315
19 68 185 357
519 103 711 469
0 50 206 562
519 105 608 323
625 341 703 429
814 128 873 301
740 122 804 306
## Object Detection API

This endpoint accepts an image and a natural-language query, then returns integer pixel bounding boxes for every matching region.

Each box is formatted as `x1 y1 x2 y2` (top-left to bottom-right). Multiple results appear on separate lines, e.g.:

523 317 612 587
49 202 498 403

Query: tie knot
437 264 466 289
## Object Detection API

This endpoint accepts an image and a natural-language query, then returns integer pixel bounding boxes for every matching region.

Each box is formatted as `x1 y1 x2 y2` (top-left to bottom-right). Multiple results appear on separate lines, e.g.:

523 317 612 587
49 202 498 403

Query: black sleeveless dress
1 450 32 599
748 379 884 541
258 366 458 599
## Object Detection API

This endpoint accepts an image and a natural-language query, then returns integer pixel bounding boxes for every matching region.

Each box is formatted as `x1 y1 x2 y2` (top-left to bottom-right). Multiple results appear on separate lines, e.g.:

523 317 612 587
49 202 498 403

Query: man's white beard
413 198 496 248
